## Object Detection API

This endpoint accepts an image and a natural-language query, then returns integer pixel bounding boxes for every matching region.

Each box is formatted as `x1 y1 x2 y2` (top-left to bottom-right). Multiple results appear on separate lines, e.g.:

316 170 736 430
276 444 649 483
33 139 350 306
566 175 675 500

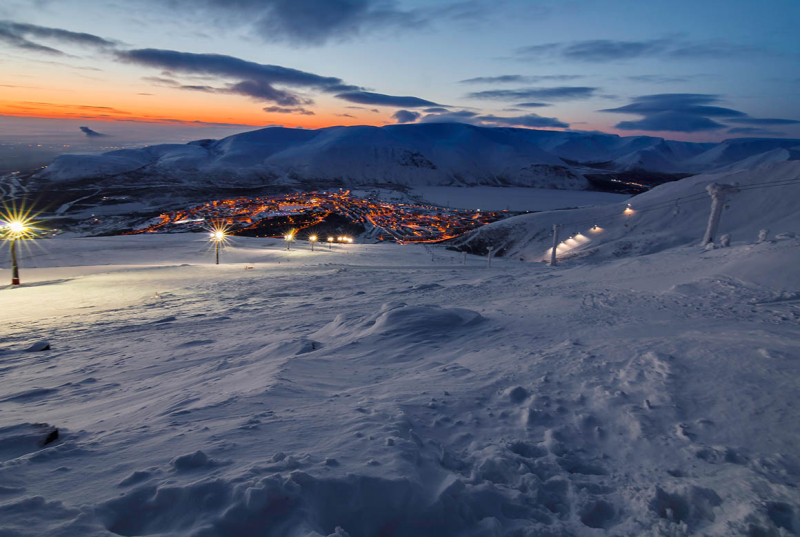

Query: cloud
626 74 695 84
79 126 107 137
0 20 117 56
599 93 754 133
335 91 440 108
615 112 726 132
392 110 421 123
157 0 498 47
467 86 596 101
423 107 450 113
515 37 769 63
417 109 567 129
419 110 479 123
459 74 583 84
476 113 568 129
515 102 550 108
120 48 359 106
264 106 315 115
164 0 423 47
336 113 356 118
600 94 746 118
727 127 785 136
727 117 800 126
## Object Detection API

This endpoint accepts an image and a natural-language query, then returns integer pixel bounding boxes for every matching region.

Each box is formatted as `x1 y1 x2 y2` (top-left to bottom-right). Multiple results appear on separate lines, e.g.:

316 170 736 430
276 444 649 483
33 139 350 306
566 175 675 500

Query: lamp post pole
11 237 19 285
215 240 220 265
549 224 561 266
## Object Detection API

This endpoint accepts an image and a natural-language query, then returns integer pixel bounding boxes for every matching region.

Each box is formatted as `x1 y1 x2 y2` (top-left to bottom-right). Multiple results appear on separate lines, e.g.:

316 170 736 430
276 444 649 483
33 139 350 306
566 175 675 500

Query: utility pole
702 183 739 246
549 224 561 266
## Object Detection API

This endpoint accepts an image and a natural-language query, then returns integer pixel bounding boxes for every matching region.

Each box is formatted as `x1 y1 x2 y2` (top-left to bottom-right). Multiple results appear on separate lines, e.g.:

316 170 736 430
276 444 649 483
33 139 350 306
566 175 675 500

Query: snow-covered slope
1 223 798 535
457 160 800 262
35 124 800 190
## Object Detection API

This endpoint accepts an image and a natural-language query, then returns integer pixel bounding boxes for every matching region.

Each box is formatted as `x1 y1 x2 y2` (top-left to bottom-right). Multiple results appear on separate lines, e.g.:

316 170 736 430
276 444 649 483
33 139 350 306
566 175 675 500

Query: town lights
208 225 228 265
327 236 333 249
2 215 36 285
309 234 317 251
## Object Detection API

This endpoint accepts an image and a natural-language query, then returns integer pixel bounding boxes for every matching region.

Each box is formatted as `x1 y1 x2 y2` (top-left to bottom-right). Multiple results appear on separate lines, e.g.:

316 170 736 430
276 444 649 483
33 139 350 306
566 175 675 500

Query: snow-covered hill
35 124 800 190
1 215 798 535
456 160 800 263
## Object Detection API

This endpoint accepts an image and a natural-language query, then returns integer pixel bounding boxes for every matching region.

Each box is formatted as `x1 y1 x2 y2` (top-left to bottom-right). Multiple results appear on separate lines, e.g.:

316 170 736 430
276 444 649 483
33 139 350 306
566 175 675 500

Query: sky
1 0 799 144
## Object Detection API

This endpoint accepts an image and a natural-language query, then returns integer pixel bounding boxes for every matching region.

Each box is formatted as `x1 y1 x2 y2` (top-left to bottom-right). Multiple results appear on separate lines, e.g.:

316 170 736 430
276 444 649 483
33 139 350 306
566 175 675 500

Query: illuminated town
130 190 506 243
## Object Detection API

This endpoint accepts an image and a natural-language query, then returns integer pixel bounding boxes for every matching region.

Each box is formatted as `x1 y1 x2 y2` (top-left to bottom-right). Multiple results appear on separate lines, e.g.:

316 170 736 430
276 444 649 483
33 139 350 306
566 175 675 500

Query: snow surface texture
1 167 799 536
36 124 800 187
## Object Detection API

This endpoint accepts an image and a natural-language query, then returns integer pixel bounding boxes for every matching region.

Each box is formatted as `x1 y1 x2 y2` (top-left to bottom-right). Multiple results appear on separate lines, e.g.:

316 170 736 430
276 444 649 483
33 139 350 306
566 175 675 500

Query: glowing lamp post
4 220 32 285
285 232 295 250
309 234 317 251
210 229 226 264
327 237 333 249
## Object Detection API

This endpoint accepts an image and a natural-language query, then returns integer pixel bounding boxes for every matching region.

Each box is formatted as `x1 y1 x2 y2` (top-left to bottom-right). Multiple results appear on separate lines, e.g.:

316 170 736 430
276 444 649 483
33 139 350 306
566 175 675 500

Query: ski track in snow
0 233 798 536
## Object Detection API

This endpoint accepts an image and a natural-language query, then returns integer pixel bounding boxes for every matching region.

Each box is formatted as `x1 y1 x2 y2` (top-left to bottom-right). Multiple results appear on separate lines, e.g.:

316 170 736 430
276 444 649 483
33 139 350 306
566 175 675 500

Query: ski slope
1 212 799 535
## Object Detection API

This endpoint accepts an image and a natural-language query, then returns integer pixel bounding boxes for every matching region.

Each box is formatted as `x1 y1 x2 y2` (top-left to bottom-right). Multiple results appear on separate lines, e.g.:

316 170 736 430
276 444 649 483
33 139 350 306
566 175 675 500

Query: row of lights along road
209 226 353 263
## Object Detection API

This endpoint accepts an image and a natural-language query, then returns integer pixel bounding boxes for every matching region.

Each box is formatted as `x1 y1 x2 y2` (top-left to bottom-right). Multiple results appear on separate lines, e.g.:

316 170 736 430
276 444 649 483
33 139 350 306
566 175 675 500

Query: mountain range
36 123 800 191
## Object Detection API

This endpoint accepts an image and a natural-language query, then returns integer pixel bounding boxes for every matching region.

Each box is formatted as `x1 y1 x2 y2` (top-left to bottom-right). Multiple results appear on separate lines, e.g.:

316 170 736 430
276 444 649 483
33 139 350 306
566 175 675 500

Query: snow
458 161 800 265
35 125 800 193
1 171 799 537
412 186 629 211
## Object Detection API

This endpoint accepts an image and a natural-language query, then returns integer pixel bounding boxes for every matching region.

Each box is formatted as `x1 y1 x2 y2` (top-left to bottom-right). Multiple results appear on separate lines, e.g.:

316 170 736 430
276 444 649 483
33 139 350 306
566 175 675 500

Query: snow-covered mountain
35 124 800 190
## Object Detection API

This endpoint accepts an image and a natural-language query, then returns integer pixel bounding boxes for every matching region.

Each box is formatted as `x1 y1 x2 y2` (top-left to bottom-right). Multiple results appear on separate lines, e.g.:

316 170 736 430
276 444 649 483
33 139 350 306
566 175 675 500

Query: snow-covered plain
1 204 799 536
411 186 629 212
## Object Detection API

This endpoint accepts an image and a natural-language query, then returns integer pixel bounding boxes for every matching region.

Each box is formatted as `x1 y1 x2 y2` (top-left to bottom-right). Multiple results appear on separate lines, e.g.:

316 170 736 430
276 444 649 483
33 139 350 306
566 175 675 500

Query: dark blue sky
1 0 798 141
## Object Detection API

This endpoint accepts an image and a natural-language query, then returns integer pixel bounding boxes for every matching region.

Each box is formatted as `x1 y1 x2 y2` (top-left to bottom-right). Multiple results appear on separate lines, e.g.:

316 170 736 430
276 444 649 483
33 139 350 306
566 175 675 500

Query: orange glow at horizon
0 99 386 129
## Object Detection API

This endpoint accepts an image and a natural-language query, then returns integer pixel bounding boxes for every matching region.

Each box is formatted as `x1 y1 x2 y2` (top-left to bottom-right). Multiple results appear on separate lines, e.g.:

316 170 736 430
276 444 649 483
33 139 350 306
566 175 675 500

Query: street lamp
327 236 333 249
209 227 227 264
309 234 317 251
2 218 34 285
285 231 295 250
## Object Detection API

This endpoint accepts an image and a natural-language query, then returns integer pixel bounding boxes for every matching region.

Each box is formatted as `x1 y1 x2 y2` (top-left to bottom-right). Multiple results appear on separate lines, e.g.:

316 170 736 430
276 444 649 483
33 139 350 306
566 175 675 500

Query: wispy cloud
515 102 551 108
476 113 568 129
727 127 785 136
600 94 746 118
155 0 500 47
515 37 770 63
417 109 568 129
120 48 360 106
0 20 117 56
727 117 799 126
459 74 583 84
335 91 441 108
161 0 422 47
467 86 597 101
600 94 743 132
264 106 315 115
